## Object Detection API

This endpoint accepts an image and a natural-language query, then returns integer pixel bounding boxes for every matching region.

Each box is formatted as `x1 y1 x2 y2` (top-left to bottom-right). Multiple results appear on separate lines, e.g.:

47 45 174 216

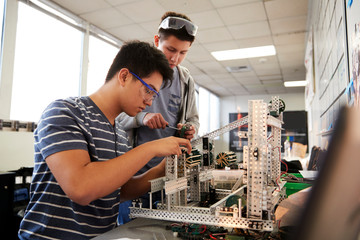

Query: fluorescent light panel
211 45 276 61
284 80 307 87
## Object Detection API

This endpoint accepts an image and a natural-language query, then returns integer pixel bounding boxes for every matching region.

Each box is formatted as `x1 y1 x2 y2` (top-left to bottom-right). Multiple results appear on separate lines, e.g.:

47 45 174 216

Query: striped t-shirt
18 96 131 240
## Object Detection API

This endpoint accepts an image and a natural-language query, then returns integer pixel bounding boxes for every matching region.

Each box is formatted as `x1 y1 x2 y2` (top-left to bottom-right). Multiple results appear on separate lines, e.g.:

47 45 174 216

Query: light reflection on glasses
129 71 159 102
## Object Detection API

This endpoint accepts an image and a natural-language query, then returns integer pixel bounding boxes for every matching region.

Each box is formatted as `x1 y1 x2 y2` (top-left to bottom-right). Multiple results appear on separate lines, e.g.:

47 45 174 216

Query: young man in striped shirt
18 40 191 240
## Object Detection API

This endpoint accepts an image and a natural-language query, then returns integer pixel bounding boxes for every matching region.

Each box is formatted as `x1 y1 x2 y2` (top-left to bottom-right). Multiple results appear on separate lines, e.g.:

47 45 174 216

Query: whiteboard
345 0 360 107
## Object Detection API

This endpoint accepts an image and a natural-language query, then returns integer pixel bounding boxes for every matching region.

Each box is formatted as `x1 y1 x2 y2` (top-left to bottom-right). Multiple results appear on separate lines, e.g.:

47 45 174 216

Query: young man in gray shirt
117 12 200 222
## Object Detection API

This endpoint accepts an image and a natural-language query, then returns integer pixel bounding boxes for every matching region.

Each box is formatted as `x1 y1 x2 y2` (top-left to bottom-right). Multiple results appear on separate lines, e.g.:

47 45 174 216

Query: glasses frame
129 71 159 101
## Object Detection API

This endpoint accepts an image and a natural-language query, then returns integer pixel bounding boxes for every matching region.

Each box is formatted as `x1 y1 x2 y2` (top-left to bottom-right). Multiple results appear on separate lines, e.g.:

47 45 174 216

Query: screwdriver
167 124 191 138
166 125 180 130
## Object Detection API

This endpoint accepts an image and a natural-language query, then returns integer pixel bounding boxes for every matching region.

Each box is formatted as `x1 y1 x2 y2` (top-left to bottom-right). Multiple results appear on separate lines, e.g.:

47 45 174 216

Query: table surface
92 218 180 240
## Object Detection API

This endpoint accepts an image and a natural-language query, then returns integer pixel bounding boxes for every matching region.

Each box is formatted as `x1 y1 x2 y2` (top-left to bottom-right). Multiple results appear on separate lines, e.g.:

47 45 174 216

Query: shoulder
42 97 88 118
177 65 195 85
177 65 190 77
38 97 93 129
44 96 85 110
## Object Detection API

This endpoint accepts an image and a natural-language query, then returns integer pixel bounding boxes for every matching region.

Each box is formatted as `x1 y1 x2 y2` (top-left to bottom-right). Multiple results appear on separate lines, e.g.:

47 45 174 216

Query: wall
217 92 305 152
305 0 350 149
0 131 34 171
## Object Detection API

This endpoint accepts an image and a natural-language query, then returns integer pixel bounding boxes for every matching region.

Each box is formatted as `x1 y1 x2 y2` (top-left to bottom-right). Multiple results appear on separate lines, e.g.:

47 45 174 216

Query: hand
151 136 191 157
177 123 195 140
143 113 168 129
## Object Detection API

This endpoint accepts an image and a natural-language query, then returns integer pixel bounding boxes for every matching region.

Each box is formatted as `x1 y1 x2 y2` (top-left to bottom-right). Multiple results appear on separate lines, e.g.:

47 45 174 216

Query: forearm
119 161 165 202
117 112 147 130
51 142 158 206
87 143 161 202
47 137 190 206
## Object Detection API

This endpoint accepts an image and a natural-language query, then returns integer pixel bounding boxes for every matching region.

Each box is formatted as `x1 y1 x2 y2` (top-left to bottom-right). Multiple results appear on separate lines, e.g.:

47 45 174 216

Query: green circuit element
225 195 246 209
179 123 192 138
216 151 237 168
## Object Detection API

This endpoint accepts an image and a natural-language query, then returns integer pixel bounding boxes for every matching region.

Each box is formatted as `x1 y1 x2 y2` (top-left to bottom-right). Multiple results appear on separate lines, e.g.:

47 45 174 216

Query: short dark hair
158 11 195 44
105 40 173 87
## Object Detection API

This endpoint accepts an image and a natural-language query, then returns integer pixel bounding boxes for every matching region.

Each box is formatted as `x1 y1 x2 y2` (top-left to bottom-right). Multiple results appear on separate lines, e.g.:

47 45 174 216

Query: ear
117 68 129 87
154 35 160 47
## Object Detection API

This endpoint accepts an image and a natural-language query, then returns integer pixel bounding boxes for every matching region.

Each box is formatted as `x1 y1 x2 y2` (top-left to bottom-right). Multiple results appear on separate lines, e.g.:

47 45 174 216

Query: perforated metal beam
191 116 249 146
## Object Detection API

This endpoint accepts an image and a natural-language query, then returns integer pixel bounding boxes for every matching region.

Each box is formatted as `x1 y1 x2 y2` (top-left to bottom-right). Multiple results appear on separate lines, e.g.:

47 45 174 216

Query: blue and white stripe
19 96 131 240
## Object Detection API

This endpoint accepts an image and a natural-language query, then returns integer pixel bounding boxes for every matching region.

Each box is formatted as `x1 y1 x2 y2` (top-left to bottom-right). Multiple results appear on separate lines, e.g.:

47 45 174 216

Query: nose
144 98 153 106
170 52 179 64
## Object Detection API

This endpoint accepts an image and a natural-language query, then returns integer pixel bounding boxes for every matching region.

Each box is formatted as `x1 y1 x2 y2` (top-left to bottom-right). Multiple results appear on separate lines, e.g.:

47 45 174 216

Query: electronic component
216 151 237 169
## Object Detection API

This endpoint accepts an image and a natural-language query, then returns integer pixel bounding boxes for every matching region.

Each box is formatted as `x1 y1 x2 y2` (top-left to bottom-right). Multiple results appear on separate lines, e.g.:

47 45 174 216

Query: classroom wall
305 0 354 150
0 131 34 171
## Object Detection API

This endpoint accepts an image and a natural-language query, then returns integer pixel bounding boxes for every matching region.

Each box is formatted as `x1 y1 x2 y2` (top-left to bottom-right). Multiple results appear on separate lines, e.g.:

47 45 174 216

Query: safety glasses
158 16 198 36
129 71 159 102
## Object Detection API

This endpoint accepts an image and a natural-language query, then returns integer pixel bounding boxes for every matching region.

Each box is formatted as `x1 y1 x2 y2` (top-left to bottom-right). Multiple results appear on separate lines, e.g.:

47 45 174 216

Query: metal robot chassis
130 96 286 232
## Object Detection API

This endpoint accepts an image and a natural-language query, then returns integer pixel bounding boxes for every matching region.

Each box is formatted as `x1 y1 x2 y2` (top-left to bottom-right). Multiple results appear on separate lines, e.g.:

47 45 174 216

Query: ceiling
48 0 309 97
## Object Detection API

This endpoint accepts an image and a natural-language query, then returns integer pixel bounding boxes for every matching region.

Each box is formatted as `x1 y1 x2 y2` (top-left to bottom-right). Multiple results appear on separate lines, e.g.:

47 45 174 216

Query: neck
89 83 120 126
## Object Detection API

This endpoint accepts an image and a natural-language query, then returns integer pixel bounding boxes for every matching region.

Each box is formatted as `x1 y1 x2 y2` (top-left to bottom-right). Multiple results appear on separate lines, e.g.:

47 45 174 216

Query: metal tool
167 124 191 138
166 125 180 130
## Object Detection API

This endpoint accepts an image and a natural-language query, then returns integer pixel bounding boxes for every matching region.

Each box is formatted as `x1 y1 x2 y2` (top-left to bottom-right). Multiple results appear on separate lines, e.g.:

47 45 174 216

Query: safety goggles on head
158 16 198 36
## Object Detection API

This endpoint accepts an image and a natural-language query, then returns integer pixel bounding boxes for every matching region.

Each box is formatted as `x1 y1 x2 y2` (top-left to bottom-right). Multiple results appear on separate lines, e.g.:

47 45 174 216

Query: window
87 35 119 95
209 92 220 132
198 87 210 136
10 2 82 122
0 0 4 58
198 87 220 136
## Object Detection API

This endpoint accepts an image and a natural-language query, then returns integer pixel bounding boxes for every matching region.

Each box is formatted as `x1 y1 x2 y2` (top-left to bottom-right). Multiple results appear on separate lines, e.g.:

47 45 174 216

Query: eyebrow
150 84 159 92
129 71 159 96
167 45 189 53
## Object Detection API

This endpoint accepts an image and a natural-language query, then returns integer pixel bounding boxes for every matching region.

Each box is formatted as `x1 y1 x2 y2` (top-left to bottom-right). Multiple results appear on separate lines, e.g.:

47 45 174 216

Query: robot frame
130 96 287 232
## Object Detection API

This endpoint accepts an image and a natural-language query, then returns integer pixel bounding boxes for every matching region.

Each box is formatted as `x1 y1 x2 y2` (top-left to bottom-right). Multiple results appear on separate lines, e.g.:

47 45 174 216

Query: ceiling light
284 80 307 87
211 45 276 61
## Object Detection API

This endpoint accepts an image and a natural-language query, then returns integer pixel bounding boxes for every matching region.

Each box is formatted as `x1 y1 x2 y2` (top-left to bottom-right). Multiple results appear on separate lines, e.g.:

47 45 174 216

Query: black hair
105 40 173 88
158 11 195 43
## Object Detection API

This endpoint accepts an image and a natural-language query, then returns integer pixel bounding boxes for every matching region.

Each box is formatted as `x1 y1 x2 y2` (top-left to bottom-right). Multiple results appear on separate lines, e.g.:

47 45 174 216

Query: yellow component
216 151 237 168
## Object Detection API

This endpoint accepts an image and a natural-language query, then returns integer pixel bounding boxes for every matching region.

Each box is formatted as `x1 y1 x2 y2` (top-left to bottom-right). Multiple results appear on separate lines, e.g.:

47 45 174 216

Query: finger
185 129 195 135
153 116 162 128
147 121 155 129
153 114 166 128
178 148 182 156
172 145 180 156
159 118 168 129
185 134 193 140
178 139 192 153
180 146 189 154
